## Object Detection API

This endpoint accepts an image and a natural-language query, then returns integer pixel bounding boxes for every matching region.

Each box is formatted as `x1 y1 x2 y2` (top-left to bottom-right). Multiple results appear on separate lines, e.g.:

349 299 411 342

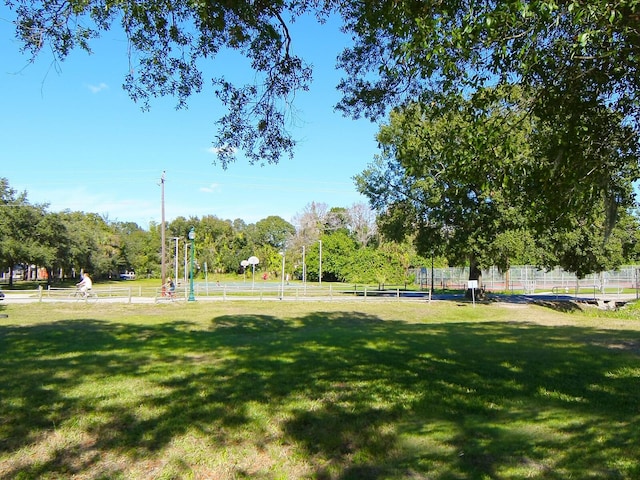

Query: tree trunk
46 267 55 286
466 255 483 299
505 267 510 292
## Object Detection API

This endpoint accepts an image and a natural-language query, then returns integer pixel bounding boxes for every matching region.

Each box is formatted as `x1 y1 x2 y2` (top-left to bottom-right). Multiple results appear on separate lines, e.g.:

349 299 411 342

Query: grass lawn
1 300 639 479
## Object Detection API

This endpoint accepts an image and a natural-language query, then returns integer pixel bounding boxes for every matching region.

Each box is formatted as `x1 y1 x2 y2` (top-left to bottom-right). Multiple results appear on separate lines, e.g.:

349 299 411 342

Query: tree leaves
338 0 640 228
6 0 640 241
9 0 323 166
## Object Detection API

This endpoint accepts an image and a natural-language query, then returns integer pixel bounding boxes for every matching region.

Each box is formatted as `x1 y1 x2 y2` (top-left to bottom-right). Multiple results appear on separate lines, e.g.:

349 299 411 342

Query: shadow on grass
530 300 585 313
1 312 639 479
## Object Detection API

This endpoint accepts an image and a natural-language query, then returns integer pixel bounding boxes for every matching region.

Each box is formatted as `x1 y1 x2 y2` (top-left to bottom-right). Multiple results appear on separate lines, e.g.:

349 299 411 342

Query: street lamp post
188 227 196 302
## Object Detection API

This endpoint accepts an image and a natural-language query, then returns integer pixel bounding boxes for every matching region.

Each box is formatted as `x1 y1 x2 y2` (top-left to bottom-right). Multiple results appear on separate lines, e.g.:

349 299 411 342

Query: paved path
1 290 638 306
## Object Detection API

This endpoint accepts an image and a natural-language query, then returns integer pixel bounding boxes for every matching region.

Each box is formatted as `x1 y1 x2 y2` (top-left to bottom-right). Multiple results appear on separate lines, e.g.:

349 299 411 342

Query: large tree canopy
337 0 640 229
6 0 640 224
356 90 535 280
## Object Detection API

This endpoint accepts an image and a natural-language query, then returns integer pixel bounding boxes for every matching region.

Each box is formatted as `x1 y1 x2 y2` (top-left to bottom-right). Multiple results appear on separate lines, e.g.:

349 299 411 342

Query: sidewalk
1 290 638 306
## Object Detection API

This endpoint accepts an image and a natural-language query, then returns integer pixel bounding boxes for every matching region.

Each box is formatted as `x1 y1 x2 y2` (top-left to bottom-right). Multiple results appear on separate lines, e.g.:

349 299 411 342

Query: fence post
38 285 43 302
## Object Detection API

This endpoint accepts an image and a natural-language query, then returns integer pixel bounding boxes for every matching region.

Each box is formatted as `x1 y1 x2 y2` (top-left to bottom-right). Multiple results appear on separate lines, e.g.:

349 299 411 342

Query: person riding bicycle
165 277 176 298
76 272 93 297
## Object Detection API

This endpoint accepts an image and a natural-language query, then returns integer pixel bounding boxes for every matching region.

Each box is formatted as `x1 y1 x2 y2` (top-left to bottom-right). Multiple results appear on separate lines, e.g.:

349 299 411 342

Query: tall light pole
318 239 322 287
302 245 306 291
184 241 188 284
172 237 180 281
188 226 196 302
279 251 286 300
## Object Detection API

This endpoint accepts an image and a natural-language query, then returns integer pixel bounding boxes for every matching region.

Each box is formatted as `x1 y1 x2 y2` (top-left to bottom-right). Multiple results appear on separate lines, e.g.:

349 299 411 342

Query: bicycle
155 284 184 303
69 288 98 302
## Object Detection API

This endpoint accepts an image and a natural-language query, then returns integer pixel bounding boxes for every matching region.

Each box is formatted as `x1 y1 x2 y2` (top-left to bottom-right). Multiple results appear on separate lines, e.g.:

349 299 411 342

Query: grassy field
1 300 639 479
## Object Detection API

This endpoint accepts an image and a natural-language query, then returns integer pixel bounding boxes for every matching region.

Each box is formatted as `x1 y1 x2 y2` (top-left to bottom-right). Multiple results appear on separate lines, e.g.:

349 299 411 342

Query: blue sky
0 8 380 229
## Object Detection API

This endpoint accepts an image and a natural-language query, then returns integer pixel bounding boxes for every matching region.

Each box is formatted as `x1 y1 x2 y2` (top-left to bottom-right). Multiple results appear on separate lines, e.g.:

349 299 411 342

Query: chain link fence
413 265 640 295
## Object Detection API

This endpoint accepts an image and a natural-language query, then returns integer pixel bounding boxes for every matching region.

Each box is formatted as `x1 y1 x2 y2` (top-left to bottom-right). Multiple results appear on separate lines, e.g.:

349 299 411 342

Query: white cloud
199 183 221 193
87 82 109 94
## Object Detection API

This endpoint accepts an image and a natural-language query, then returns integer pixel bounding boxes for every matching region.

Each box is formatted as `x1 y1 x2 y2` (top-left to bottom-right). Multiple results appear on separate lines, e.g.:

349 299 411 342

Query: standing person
76 272 93 296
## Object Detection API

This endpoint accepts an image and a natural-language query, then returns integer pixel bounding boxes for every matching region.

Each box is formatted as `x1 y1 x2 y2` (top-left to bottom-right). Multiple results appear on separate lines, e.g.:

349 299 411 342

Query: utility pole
160 171 166 289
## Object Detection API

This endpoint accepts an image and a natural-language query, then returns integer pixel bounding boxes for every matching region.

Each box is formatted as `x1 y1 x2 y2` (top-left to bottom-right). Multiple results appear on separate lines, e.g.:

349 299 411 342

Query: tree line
0 177 433 287
3 176 640 290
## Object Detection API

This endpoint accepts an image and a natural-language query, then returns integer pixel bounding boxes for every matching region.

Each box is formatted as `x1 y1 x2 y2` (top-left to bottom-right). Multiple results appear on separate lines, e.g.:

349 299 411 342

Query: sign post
468 280 478 307
188 227 196 302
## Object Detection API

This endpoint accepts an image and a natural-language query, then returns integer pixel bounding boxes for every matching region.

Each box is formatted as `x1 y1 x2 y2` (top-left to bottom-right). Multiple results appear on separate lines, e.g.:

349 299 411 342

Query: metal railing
3 283 436 304
7 271 638 304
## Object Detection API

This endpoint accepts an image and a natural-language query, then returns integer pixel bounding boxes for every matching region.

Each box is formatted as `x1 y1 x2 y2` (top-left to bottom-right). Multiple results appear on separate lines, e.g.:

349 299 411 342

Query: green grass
1 301 639 479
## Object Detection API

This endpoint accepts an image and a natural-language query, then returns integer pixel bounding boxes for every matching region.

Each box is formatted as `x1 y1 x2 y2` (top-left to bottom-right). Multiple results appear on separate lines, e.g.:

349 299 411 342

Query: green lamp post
188 226 196 302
